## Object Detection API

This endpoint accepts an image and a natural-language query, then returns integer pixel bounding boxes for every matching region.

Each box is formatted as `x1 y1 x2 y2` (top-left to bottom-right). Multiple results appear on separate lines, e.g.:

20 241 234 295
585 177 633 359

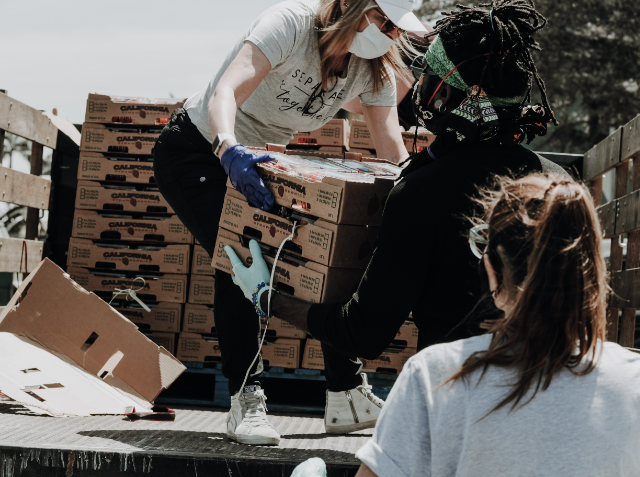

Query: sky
1 0 285 124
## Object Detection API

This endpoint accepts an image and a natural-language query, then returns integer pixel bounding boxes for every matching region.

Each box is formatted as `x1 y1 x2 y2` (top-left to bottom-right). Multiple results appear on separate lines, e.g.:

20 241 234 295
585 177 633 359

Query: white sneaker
227 384 280 445
324 374 384 434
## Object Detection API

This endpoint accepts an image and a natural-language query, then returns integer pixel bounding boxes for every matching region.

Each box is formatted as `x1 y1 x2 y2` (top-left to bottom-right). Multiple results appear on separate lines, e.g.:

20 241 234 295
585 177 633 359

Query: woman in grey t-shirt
153 0 427 446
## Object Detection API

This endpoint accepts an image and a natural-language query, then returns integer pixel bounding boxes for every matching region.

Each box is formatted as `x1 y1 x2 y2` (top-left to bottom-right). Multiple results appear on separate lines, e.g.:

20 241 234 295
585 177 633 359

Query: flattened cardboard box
0 259 185 403
68 238 190 274
85 93 185 126
213 230 364 303
192 245 217 275
401 130 436 154
81 123 159 155
68 267 187 303
183 304 215 334
245 145 394 226
221 188 378 268
76 180 174 214
144 332 177 356
302 339 324 370
361 347 416 374
176 332 221 362
289 119 350 148
349 120 375 150
188 274 215 305
78 152 155 184
112 302 183 333
261 338 301 369
73 209 193 244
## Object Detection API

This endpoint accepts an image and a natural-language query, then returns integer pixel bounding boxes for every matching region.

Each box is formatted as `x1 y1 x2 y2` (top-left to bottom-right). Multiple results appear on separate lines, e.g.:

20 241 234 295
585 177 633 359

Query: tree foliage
416 0 640 153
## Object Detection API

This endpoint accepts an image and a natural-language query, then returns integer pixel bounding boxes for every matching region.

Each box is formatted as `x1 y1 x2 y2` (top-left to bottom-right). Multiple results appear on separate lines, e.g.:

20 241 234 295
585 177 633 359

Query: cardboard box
78 152 155 184
176 332 221 363
289 119 350 148
220 188 378 268
361 347 416 374
68 238 191 274
0 259 185 405
213 230 364 303
72 209 193 244
191 245 216 275
318 146 347 154
261 338 301 368
401 130 436 154
85 93 185 126
68 267 188 303
302 338 324 370
76 180 174 214
349 120 375 150
188 274 215 305
144 332 177 356
263 317 306 339
81 123 159 155
112 302 182 333
183 303 215 334
245 146 395 226
395 321 419 348
349 148 376 156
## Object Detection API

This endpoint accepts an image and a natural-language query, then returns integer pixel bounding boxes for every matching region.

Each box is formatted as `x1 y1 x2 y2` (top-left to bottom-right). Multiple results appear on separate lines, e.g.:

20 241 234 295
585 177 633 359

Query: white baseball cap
376 0 428 33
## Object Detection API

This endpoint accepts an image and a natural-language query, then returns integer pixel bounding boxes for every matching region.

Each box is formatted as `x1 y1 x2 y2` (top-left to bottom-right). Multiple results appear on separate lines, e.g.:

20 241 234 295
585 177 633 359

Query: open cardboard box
85 93 185 126
72 209 193 244
76 180 174 214
78 152 156 184
212 229 364 304
68 267 188 303
188 274 215 305
80 123 159 155
68 238 191 274
112 301 182 333
221 188 379 268
236 144 395 226
0 259 185 416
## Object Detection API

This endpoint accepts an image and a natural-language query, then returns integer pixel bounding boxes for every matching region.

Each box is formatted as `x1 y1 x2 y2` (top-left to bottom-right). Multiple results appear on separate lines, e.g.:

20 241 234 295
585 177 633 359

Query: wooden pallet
583 113 640 346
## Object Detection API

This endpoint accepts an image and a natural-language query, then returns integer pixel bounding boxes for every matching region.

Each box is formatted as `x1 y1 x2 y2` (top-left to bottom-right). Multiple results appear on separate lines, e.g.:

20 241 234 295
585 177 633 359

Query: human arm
341 72 414 117
355 464 379 477
362 105 408 164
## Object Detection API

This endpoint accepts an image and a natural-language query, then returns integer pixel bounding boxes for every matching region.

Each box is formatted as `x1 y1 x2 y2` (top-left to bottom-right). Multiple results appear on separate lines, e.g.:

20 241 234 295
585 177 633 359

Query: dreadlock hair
427 0 557 125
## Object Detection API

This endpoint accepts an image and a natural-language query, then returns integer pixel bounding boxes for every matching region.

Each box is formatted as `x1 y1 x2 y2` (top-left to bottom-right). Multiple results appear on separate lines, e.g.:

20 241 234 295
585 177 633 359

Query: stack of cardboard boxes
69 94 191 356
289 118 351 155
209 143 418 373
350 120 436 156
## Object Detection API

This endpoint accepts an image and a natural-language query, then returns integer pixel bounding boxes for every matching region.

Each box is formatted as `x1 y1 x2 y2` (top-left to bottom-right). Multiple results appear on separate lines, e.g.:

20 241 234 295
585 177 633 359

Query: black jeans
153 109 362 395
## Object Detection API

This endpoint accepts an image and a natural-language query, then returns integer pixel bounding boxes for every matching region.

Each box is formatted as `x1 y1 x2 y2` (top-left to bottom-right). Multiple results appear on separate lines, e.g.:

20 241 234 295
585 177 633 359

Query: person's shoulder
256 0 318 26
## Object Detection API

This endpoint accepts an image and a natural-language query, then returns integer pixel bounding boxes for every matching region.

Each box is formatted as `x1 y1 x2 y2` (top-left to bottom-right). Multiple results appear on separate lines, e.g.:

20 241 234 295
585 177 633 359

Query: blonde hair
316 0 417 93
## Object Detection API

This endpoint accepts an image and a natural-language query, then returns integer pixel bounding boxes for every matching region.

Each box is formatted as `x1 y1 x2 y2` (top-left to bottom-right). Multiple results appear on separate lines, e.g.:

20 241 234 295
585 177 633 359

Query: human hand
220 144 275 211
224 240 271 301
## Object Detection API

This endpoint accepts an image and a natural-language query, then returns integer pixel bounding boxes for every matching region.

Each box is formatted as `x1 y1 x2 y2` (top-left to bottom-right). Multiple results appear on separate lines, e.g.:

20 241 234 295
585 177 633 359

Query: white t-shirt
184 0 396 146
357 334 640 477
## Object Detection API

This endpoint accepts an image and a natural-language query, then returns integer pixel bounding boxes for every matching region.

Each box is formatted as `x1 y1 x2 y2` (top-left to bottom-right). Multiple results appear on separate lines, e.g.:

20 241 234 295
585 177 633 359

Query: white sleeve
245 6 301 69
355 360 432 477
358 65 397 107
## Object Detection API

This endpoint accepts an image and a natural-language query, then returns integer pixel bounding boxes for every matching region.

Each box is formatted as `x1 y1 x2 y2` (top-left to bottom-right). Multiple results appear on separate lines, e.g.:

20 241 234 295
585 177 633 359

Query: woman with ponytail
355 174 640 477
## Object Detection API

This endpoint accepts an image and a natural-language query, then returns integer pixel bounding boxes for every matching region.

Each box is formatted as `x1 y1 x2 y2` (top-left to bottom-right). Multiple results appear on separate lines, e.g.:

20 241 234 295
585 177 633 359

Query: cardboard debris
188 274 215 305
85 93 185 126
78 152 156 184
213 230 364 303
68 237 191 274
76 180 174 214
0 259 185 415
80 123 160 155
72 209 193 244
220 188 379 268
67 267 188 303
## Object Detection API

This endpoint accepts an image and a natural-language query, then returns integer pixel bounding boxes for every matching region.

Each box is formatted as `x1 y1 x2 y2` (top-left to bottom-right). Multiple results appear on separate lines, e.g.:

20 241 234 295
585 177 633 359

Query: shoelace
241 390 272 425
357 375 384 408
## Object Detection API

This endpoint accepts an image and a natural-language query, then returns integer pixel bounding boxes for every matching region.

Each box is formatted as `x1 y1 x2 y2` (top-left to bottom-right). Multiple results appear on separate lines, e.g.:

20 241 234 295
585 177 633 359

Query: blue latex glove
220 144 275 211
225 239 271 301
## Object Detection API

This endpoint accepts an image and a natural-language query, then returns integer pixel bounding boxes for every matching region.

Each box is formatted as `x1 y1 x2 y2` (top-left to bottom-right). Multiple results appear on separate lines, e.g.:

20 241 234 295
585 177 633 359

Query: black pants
153 109 362 395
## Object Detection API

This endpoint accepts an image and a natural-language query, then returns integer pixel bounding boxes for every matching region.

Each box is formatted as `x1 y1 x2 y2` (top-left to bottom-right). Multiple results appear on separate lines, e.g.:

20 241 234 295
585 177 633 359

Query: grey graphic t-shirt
184 0 396 147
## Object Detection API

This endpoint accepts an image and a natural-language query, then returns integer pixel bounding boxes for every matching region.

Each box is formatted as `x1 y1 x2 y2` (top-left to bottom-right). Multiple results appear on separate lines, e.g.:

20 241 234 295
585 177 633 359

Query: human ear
484 254 499 293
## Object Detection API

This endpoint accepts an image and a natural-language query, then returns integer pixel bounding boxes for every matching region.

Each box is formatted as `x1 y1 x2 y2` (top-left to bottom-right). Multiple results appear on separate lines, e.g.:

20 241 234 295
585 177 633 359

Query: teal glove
290 458 327 477
225 239 271 301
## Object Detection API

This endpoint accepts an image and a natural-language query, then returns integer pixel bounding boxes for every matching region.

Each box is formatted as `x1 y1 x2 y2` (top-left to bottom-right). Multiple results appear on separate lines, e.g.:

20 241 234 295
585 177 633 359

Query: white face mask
349 14 396 59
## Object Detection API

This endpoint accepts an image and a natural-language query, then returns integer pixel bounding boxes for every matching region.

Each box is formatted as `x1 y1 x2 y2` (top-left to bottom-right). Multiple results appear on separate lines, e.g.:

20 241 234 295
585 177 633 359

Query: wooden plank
0 237 42 273
25 143 44 239
621 114 640 162
589 175 602 206
611 269 640 308
583 128 622 182
597 200 617 238
0 94 58 148
0 165 50 210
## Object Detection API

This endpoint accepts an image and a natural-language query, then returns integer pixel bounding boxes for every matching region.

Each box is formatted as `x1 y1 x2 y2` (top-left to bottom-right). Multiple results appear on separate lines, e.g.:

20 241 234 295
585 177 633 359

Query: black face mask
411 74 452 135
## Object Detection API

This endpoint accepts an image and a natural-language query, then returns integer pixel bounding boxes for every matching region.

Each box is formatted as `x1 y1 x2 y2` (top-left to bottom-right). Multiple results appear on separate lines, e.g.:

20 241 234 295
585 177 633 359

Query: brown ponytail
448 174 609 413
